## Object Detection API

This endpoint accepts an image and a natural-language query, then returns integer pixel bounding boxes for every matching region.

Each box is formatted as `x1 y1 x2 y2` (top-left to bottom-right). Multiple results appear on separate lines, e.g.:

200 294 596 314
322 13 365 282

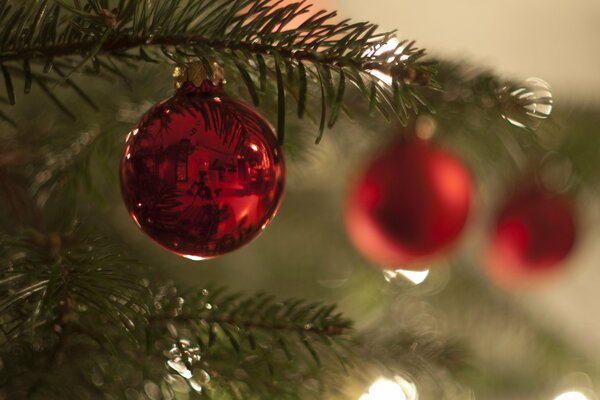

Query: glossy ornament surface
345 138 472 269
120 80 285 259
485 188 576 286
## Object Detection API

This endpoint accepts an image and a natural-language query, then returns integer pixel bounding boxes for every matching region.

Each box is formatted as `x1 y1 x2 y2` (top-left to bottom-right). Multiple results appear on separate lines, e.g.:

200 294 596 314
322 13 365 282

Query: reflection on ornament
499 77 553 130
359 376 418 400
120 79 285 259
554 391 589 400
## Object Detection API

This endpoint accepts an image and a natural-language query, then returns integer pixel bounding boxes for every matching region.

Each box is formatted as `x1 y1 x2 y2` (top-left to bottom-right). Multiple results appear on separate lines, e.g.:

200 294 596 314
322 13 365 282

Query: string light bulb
554 391 589 400
359 376 417 400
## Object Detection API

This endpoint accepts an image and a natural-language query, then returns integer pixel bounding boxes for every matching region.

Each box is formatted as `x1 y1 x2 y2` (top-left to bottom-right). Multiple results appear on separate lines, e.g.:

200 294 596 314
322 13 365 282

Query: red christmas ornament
344 138 472 269
120 65 285 260
485 187 576 286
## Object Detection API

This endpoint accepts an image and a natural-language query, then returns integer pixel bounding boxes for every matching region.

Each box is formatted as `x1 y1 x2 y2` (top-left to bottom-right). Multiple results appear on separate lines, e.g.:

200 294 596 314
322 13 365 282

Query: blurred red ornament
344 138 472 269
486 187 576 286
120 76 285 260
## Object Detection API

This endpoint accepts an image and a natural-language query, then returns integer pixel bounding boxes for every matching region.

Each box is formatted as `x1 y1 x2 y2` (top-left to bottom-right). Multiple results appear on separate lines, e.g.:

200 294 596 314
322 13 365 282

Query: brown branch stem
0 34 390 73
152 313 349 336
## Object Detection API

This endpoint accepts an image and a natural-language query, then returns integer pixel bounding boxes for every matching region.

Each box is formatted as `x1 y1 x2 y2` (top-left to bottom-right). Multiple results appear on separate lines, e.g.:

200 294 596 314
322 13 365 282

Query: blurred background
152 1 600 398
340 0 600 351
108 1 600 399
113 1 599 398
342 2 600 398
4 0 600 399
340 0 600 103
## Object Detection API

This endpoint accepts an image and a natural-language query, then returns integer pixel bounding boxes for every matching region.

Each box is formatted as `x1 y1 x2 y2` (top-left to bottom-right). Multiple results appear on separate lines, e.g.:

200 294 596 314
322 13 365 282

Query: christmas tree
0 0 597 399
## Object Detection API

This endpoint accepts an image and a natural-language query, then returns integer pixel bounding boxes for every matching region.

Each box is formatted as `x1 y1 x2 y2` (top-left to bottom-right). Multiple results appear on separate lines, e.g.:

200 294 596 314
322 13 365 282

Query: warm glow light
397 269 430 285
183 255 204 261
364 39 408 86
415 116 437 140
360 376 417 400
370 70 393 86
383 268 430 285
360 379 407 400
554 391 589 400
131 213 141 228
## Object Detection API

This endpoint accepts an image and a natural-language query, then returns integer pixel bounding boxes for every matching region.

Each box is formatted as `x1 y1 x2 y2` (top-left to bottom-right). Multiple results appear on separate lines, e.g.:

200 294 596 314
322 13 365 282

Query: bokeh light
384 268 430 285
554 391 590 400
359 376 418 400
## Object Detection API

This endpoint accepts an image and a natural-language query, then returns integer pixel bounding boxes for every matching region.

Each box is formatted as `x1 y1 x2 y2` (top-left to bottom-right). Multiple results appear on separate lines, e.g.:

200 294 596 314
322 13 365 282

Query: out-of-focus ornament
498 77 553 130
485 186 576 286
344 137 472 270
120 63 285 260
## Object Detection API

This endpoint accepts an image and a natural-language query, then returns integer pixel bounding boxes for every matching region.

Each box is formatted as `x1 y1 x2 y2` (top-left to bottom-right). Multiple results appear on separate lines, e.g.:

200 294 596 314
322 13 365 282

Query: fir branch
154 290 350 336
432 63 554 132
0 0 436 142
362 329 469 376
148 286 354 398
0 229 150 344
0 227 469 399
0 228 150 398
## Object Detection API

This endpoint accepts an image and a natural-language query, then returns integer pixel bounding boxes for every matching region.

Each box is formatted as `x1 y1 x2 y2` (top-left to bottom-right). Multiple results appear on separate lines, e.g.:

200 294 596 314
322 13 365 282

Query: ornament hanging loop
173 61 226 89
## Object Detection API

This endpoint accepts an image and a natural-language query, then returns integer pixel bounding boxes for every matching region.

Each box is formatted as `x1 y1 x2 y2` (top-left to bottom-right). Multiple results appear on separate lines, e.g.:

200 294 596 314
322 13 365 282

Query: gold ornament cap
173 62 226 89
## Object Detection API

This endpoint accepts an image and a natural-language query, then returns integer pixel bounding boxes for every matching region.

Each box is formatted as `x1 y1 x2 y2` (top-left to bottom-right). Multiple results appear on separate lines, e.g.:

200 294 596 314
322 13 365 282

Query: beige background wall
334 0 600 104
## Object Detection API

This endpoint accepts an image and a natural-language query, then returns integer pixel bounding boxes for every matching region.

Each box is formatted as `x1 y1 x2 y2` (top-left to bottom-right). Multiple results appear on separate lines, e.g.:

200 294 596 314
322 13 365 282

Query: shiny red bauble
120 81 285 259
344 138 472 269
485 188 576 286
